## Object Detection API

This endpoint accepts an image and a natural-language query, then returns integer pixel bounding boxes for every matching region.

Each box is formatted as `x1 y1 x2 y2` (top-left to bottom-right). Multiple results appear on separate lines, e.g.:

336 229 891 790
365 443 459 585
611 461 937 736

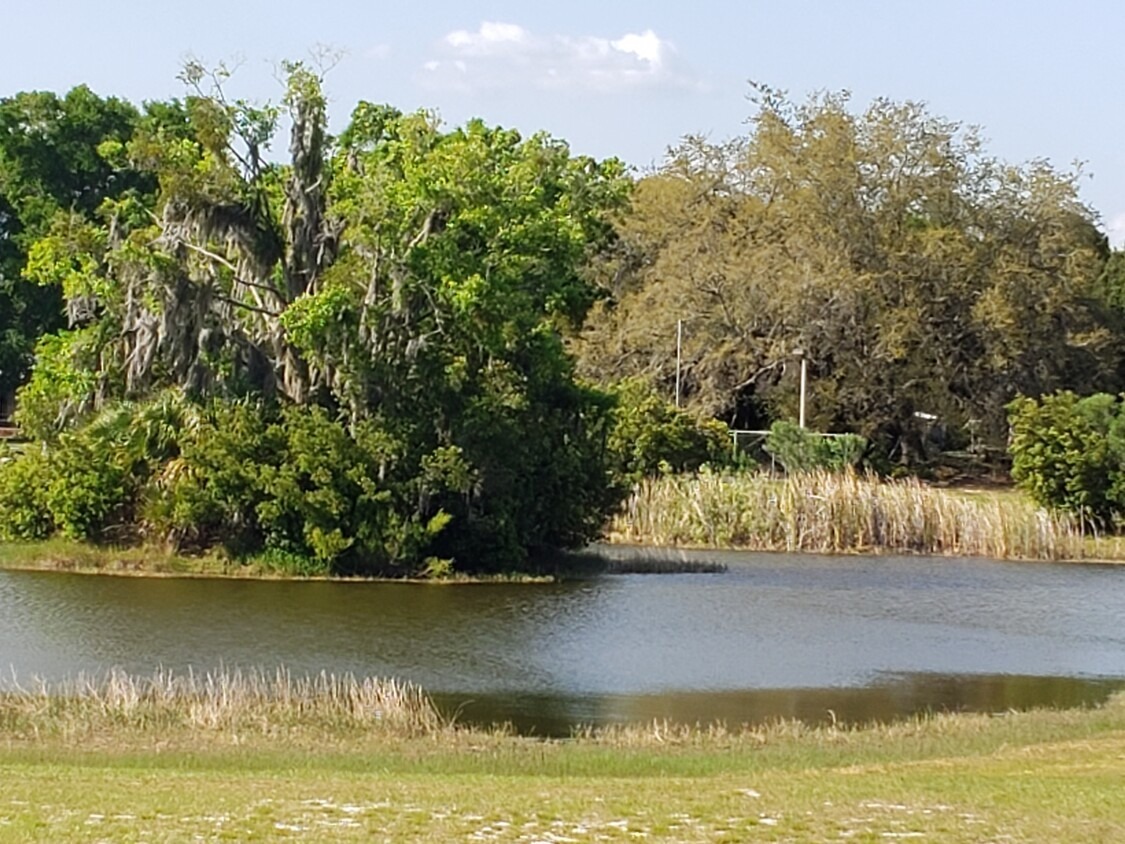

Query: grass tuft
0 667 445 739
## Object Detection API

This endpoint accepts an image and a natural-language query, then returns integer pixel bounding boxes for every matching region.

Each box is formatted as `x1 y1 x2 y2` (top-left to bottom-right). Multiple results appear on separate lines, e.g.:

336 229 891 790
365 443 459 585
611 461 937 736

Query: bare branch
213 293 281 318
177 240 288 301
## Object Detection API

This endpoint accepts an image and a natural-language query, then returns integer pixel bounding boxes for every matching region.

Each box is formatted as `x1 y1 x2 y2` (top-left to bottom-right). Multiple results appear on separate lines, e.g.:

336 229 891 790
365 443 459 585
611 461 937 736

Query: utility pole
799 354 807 429
675 319 683 409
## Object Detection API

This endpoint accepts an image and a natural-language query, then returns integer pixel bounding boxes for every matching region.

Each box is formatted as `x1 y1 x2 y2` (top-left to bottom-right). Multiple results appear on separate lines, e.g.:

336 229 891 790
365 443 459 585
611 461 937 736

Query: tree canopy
4 70 1125 570
575 88 1121 461
0 85 146 402
1 64 631 573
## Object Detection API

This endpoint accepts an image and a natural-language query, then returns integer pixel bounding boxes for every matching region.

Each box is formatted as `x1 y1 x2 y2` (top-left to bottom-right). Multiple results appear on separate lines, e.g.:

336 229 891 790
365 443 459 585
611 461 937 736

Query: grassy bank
0 538 293 578
610 470 1091 561
0 539 558 581
0 671 1123 841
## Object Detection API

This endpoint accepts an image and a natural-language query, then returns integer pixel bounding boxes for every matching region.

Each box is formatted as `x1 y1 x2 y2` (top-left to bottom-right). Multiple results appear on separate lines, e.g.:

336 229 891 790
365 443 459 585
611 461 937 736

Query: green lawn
1 697 1123 842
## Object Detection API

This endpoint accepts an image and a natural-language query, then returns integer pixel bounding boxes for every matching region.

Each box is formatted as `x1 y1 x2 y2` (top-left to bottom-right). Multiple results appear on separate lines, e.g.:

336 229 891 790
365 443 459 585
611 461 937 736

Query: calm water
1 550 1124 734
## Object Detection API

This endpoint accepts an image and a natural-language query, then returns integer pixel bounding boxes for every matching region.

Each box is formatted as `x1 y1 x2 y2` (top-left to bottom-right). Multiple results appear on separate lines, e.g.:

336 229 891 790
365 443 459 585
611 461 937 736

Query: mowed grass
0 671 1123 842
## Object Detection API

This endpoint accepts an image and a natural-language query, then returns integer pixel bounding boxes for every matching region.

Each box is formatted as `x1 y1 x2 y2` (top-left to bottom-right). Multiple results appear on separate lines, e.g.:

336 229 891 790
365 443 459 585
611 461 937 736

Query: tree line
576 86 1124 462
2 68 1123 571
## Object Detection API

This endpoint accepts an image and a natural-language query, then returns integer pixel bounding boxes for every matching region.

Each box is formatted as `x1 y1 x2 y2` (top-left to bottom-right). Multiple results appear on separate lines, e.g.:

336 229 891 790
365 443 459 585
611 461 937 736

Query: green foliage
606 379 731 482
3 68 633 574
0 433 130 542
1 390 197 543
255 406 444 573
39 436 130 540
144 402 464 575
13 329 101 440
1007 392 1125 523
0 444 53 540
764 420 867 474
1098 249 1125 312
576 89 1122 458
428 376 621 571
0 86 147 398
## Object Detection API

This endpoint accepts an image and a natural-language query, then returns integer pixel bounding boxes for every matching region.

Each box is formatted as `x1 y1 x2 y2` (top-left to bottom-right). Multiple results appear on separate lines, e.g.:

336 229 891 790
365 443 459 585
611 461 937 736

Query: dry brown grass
609 470 1087 560
0 667 445 739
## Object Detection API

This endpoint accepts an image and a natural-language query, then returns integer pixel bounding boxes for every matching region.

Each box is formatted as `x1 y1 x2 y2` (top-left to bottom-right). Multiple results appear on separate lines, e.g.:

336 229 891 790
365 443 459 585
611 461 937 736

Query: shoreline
0 540 558 583
2 535 1124 584
598 537 1125 566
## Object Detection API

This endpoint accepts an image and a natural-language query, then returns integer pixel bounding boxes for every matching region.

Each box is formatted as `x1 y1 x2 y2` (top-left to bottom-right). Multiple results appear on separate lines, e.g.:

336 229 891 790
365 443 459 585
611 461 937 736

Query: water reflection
1 551 1124 732
438 674 1125 736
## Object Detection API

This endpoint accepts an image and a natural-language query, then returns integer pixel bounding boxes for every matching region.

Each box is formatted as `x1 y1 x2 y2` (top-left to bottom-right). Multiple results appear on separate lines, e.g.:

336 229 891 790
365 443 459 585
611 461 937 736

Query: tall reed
0 667 445 738
609 470 1085 561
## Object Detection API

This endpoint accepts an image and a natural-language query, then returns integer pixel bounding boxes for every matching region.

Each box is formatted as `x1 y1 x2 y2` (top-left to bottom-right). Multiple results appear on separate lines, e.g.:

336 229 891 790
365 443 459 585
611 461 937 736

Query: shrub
606 379 731 483
1008 392 1125 524
1 383 627 576
12 329 100 442
0 435 131 542
426 376 622 572
0 444 54 540
146 402 456 575
40 436 130 540
146 401 281 555
764 420 867 474
255 406 448 574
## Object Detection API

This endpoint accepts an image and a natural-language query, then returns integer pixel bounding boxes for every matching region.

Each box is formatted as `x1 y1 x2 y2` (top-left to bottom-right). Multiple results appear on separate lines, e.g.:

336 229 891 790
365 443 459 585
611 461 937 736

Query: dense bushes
1008 392 1125 524
0 433 131 543
144 403 460 575
605 379 731 482
764 420 867 474
0 389 620 576
4 385 888 573
0 446 55 540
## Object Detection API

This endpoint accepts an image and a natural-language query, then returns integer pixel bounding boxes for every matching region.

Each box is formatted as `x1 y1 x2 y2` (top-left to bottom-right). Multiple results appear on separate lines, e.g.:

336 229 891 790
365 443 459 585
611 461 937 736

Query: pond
1 549 1123 734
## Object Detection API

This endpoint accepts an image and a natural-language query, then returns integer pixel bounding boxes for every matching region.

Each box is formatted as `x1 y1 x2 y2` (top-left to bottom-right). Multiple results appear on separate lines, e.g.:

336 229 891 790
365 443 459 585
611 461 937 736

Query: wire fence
729 428 855 473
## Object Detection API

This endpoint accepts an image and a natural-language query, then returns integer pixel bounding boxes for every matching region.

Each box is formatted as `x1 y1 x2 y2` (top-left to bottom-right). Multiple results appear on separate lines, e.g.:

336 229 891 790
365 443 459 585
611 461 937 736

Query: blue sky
4 1 1123 242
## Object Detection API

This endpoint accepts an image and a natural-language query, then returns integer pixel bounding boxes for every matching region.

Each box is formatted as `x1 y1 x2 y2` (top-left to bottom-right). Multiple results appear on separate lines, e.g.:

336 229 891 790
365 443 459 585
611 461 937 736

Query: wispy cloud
419 22 703 94
1108 212 1125 249
366 43 392 61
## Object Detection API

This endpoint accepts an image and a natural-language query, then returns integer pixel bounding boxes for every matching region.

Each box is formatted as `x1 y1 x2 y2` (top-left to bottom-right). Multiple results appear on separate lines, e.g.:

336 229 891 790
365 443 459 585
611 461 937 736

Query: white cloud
445 22 529 52
1108 212 1125 249
611 31 664 66
420 22 702 94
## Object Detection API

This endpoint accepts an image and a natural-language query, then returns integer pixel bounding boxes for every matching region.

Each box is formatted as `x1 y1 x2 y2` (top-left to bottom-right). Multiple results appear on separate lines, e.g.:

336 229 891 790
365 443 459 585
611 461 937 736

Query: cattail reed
609 471 1084 561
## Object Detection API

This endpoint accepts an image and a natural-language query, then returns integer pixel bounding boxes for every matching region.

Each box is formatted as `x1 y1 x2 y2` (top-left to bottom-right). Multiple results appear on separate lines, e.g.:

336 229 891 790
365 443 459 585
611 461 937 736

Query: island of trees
2 65 1124 575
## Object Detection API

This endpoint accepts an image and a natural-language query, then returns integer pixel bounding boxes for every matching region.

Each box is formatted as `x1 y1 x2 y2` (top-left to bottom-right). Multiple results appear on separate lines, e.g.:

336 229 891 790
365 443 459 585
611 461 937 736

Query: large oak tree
576 89 1120 460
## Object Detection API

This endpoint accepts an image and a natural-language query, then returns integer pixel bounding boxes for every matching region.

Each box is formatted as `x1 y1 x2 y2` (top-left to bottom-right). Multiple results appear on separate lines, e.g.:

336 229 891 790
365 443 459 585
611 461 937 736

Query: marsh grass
572 692 1125 757
602 556 728 574
580 545 729 574
610 470 1087 560
5 668 1121 759
0 667 445 739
